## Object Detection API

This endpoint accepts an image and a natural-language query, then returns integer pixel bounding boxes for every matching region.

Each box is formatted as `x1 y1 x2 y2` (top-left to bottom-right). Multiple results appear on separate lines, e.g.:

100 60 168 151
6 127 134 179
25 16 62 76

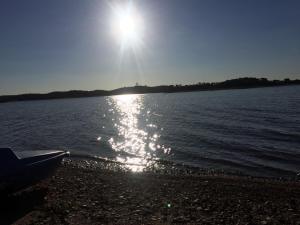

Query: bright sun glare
111 2 144 49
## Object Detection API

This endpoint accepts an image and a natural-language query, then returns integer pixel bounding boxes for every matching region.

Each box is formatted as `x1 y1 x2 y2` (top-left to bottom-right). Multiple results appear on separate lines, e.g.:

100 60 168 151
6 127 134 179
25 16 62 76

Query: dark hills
0 77 299 103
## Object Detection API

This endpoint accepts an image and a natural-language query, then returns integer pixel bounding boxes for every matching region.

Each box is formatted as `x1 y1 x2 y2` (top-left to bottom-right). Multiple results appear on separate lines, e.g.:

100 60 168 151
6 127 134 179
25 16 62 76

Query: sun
111 2 144 49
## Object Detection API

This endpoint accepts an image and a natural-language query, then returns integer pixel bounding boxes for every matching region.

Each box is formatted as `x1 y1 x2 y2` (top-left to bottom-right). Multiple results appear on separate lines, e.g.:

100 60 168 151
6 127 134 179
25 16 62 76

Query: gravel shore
1 158 299 225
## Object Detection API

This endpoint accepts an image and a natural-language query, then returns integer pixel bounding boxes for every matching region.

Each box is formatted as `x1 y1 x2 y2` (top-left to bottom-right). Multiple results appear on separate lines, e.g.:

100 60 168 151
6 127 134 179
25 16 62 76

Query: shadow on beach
0 187 47 225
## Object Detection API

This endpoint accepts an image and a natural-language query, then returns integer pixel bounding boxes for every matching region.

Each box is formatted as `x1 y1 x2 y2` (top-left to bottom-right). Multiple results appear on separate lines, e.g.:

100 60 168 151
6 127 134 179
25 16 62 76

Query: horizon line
2 76 299 97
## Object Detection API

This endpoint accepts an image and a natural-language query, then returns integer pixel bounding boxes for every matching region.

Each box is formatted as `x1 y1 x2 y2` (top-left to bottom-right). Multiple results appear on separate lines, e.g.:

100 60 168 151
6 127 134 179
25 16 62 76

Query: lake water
0 85 300 177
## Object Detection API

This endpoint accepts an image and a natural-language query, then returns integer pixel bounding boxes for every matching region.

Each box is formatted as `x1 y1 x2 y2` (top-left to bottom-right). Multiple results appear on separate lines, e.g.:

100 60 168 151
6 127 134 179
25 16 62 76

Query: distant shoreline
1 77 299 103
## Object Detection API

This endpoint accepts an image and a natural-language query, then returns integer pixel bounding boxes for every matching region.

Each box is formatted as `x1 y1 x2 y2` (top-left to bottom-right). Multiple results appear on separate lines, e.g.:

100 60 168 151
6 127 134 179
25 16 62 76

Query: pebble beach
1 158 300 225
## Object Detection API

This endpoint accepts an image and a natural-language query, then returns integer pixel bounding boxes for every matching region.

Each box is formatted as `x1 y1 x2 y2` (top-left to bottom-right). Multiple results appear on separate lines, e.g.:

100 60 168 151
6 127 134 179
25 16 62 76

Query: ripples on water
0 86 299 177
106 94 171 172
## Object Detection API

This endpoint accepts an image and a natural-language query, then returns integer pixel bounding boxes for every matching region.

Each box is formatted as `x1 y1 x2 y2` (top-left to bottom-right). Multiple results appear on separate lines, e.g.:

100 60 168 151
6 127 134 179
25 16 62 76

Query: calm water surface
0 86 300 177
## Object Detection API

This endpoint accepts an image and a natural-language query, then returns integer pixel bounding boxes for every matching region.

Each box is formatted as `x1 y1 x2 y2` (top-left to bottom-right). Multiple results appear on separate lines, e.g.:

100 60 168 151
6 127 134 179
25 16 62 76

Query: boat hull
0 150 69 194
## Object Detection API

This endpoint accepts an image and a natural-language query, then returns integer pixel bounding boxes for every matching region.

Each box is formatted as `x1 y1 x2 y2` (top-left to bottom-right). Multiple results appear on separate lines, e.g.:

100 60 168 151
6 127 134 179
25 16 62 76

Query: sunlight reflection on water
107 94 170 172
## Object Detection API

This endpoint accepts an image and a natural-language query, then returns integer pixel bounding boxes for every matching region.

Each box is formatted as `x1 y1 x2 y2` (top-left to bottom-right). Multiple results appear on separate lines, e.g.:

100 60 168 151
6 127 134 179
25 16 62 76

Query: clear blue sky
1 0 300 95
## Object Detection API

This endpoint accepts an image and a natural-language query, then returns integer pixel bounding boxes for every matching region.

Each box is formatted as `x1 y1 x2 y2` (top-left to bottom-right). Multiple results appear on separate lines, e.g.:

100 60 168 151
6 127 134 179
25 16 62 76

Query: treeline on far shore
0 77 299 103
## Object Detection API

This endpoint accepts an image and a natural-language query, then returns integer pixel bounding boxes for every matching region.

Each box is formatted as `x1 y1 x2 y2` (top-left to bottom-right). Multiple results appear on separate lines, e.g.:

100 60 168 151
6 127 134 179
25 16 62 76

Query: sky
0 0 300 95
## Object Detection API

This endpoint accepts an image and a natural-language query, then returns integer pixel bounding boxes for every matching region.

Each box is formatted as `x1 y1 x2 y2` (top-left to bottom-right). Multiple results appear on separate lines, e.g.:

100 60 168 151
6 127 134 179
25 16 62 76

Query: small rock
173 216 189 223
193 198 199 203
